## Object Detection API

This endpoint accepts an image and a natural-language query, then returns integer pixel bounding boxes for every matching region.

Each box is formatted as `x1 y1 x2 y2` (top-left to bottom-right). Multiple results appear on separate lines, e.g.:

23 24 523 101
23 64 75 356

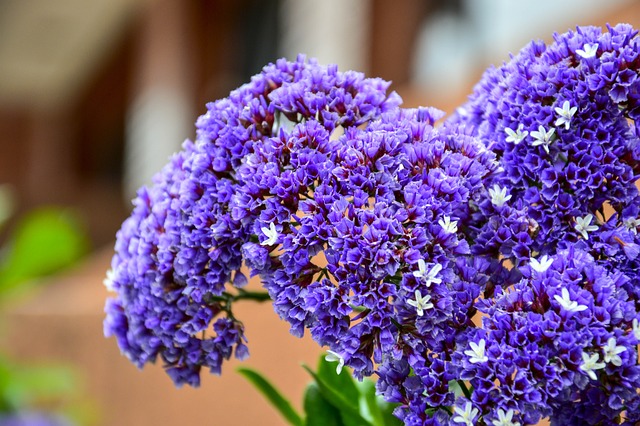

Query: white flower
553 288 588 313
325 350 345 375
580 352 605 380
576 43 599 59
260 222 279 246
407 290 434 317
554 101 578 130
603 337 627 366
624 217 640 235
488 185 512 207
438 216 458 234
492 409 520 426
504 124 528 145
633 319 640 341
529 255 553 273
530 125 556 154
104 269 115 292
464 339 488 364
453 401 479 426
574 214 598 240
412 260 443 287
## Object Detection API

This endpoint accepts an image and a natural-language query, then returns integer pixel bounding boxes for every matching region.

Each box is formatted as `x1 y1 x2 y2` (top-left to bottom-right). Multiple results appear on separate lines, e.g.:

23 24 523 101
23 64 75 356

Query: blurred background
0 0 638 424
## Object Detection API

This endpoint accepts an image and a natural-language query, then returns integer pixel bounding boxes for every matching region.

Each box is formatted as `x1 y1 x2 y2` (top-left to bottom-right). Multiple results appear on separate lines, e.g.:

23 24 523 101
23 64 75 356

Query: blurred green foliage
0 207 89 303
0 357 77 413
0 188 91 423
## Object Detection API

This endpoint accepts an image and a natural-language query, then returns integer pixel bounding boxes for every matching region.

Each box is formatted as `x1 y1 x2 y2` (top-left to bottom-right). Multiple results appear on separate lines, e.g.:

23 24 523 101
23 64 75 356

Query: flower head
554 100 577 129
624 217 640 235
412 260 443 287
553 287 587 313
488 185 512 207
574 214 598 240
530 255 553 273
453 401 479 425
580 351 605 380
438 215 458 234
530 125 555 153
492 409 520 426
464 339 488 364
260 222 279 246
603 337 626 366
576 42 598 59
407 289 433 317
504 124 528 144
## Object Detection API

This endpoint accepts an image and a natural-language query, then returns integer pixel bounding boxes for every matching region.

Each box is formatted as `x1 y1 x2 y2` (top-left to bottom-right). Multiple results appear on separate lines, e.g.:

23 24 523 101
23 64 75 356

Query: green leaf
355 379 403 426
237 367 303 426
377 397 403 426
0 207 88 299
355 379 385 426
302 365 374 426
303 383 344 426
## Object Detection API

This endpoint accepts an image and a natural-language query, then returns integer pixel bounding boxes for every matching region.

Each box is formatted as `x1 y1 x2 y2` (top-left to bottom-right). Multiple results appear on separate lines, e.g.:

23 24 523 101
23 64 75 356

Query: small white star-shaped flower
504 124 528 145
603 337 627 366
438 216 458 234
624 217 640 235
530 125 556 154
453 401 479 426
325 350 345 375
488 184 512 207
464 339 488 364
554 101 578 130
492 409 520 426
260 222 279 246
407 290 434 317
529 255 553 273
633 318 640 341
580 352 605 380
576 43 599 59
574 214 598 240
412 260 443 287
554 288 587 313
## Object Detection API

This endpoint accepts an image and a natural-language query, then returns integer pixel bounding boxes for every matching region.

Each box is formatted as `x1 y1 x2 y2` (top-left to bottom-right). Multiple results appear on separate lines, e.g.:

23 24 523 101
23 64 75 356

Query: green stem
207 290 272 305
456 380 472 399
234 289 272 302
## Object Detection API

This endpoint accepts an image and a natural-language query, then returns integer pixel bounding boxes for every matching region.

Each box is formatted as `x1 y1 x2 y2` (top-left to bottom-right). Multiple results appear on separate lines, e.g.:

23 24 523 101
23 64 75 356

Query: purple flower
104 56 402 387
451 24 640 260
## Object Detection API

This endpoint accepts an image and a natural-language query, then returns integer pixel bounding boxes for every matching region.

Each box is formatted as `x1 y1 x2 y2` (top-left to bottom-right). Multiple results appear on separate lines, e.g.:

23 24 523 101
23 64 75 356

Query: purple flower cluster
454 248 640 425
437 24 640 425
104 56 401 386
238 106 499 404
452 24 640 263
106 24 640 426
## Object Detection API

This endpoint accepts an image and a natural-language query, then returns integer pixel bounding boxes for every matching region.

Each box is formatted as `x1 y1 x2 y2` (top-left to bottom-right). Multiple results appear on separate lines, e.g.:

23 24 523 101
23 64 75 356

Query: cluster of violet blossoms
106 24 640 426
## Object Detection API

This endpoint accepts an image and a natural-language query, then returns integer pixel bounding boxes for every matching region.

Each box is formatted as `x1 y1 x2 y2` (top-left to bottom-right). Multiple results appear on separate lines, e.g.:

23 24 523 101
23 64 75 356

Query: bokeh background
0 1 638 425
